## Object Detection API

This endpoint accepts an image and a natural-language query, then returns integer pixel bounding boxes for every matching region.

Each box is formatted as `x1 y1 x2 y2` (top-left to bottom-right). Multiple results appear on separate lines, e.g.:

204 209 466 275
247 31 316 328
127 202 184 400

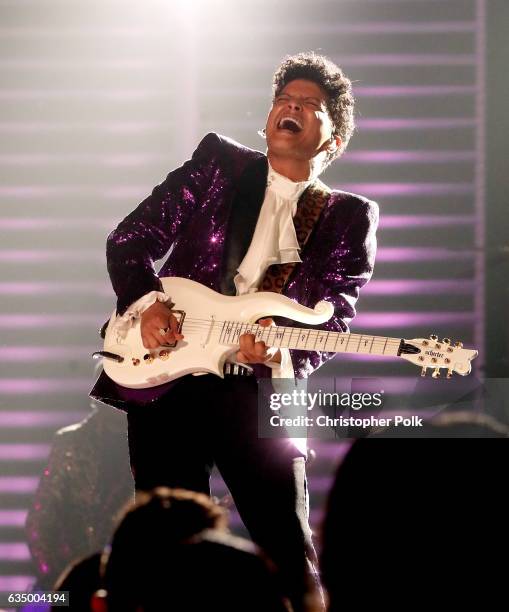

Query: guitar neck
218 321 403 357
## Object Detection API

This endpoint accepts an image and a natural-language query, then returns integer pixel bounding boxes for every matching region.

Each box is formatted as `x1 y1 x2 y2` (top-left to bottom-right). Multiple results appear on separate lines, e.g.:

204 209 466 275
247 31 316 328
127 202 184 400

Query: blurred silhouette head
107 529 289 611
320 413 508 611
91 487 229 611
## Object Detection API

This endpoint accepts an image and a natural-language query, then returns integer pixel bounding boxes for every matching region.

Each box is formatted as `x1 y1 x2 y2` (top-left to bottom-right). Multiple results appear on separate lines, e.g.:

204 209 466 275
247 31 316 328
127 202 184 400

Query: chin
267 137 300 155
268 146 300 160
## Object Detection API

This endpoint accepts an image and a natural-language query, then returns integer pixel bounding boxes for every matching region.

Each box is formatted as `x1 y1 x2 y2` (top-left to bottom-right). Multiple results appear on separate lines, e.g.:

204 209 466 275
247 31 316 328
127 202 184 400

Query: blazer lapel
219 155 268 295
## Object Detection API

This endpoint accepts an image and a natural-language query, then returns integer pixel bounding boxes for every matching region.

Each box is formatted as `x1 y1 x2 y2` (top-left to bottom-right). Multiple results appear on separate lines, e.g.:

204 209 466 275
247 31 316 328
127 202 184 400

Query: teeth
278 116 303 131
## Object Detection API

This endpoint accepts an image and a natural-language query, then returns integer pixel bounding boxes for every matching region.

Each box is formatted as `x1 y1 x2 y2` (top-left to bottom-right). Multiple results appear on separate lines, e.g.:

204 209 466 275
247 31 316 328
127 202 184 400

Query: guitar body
101 277 334 389
99 277 478 389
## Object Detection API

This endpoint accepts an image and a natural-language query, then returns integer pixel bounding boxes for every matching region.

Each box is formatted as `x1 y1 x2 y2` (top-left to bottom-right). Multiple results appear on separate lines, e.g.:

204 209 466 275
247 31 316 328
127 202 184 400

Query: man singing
91 52 378 611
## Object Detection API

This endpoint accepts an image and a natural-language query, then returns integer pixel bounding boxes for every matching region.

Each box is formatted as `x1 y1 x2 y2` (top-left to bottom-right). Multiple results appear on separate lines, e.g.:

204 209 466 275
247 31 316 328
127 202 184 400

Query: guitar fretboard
218 321 402 356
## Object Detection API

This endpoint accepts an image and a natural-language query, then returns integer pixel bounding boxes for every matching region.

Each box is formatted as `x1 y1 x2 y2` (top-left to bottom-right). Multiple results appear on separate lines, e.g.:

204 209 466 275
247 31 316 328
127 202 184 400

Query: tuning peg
432 367 441 378
446 369 453 379
454 341 463 348
420 366 427 377
429 334 438 341
442 338 451 344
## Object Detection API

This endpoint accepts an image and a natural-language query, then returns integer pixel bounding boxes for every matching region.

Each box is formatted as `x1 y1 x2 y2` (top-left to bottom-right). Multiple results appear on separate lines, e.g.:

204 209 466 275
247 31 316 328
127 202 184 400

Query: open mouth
277 116 303 133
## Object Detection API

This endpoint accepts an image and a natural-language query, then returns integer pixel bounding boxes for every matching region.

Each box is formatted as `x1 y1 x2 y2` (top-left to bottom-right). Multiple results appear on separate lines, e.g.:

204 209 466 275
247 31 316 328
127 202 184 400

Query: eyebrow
278 93 324 103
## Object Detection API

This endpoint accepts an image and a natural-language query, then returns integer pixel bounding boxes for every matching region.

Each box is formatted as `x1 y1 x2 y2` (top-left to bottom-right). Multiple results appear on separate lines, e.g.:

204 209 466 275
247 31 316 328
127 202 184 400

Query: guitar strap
259 178 332 293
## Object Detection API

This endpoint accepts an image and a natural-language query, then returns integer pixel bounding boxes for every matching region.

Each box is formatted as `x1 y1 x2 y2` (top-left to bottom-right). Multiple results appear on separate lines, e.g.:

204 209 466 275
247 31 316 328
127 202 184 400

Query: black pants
126 373 322 612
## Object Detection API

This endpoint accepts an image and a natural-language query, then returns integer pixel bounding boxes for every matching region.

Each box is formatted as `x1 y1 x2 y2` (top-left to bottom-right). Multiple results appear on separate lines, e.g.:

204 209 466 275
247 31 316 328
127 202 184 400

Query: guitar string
178 330 402 350
144 317 404 349
148 323 403 345
179 333 401 348
177 317 404 345
156 323 403 345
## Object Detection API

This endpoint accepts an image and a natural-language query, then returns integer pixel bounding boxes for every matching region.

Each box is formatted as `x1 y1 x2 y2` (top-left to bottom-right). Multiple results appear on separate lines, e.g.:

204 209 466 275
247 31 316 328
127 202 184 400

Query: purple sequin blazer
91 133 378 409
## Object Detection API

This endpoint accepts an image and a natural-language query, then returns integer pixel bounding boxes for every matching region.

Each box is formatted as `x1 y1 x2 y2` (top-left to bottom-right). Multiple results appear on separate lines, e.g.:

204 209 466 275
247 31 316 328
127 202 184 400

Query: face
265 78 338 163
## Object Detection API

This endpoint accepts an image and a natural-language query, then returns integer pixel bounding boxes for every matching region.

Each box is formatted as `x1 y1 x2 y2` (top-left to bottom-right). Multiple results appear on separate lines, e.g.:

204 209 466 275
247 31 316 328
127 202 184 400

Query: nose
287 96 303 111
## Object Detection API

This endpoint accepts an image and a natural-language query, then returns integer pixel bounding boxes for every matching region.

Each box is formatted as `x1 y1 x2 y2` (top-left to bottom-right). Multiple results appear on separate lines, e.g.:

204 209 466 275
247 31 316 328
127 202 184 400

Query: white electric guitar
94 276 478 389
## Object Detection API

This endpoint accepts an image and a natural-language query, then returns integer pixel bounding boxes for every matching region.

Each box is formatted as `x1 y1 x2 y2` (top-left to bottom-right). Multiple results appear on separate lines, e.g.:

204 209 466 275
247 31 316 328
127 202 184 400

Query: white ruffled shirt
113 161 312 380
233 162 310 295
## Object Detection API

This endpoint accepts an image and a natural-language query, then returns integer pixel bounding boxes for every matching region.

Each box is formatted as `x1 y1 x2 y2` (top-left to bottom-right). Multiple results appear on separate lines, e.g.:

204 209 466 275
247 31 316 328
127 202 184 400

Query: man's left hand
236 318 281 365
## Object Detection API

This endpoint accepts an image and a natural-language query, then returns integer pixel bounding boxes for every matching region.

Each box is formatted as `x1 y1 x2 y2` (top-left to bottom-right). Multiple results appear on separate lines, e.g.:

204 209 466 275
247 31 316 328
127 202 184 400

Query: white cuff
266 347 294 380
225 349 254 373
112 290 170 340
262 346 280 368
225 347 293 379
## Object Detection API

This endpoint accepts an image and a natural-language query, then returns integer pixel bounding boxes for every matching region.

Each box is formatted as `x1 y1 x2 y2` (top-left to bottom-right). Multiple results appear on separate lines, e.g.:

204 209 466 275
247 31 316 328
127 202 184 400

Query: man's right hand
140 301 184 349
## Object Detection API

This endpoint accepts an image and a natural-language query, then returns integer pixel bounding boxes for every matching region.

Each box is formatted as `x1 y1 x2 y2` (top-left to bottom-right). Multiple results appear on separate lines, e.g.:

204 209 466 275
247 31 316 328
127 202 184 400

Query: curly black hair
271 51 355 166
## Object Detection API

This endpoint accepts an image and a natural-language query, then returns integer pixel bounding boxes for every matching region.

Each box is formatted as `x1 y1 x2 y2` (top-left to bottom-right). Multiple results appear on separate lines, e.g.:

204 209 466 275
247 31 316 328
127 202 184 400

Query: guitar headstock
400 335 478 378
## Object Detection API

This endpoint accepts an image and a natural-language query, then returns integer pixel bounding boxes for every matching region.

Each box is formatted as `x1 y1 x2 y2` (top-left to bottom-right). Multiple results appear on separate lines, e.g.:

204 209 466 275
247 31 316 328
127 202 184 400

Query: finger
237 346 268 364
146 314 178 333
236 351 250 363
142 332 161 350
258 318 274 327
169 314 184 340
239 333 255 354
145 326 169 344
152 321 182 345
149 315 172 330
254 341 268 359
161 330 177 345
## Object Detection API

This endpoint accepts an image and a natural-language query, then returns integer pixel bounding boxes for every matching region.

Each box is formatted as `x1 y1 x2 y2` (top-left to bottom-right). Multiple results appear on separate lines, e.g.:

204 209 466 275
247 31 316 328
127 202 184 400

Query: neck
267 152 321 182
217 320 403 357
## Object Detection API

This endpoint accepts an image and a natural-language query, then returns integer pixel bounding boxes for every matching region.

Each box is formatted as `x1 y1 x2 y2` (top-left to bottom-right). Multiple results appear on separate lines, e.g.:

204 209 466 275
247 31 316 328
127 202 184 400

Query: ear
90 589 108 612
324 134 342 154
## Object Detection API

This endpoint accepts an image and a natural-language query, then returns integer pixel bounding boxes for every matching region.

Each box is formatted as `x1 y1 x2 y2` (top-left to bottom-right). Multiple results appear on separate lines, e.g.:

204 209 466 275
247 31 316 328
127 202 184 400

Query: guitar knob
454 341 463 348
421 367 427 377
442 338 451 344
446 369 453 379
432 367 441 378
429 334 438 341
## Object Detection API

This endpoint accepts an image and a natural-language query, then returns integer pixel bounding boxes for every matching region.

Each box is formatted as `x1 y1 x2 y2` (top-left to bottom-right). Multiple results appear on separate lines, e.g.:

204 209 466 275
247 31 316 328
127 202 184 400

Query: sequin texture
92 132 378 407
25 409 134 589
